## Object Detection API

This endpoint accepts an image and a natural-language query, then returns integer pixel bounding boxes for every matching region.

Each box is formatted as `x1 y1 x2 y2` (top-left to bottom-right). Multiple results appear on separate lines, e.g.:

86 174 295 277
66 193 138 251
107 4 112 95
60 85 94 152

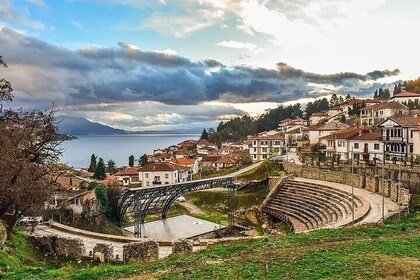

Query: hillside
1 212 419 279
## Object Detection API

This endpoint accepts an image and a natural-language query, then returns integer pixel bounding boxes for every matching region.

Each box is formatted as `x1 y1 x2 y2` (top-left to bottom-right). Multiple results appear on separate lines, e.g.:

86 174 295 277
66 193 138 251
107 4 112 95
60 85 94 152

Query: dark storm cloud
0 26 400 107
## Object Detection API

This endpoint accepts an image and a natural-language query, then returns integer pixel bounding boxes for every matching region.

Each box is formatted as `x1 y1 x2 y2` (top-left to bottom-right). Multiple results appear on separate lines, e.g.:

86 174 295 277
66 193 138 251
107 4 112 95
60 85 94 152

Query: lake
60 134 199 168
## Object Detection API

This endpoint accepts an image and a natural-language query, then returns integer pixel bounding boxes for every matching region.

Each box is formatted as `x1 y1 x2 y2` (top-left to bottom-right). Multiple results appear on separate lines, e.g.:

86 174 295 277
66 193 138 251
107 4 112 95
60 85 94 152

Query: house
64 191 97 215
327 105 343 119
174 157 199 174
309 112 328 126
217 146 238 156
309 121 350 145
359 102 409 126
196 139 218 150
348 130 383 162
201 155 222 170
377 116 420 162
278 118 308 132
248 131 284 162
412 127 420 159
139 162 191 187
214 157 237 171
284 125 308 147
115 167 141 187
197 145 217 155
321 127 364 161
390 91 420 104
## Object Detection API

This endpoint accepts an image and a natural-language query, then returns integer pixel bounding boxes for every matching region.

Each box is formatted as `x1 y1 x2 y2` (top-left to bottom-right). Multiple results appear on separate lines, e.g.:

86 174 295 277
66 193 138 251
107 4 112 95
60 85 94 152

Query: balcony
152 181 162 185
381 136 404 142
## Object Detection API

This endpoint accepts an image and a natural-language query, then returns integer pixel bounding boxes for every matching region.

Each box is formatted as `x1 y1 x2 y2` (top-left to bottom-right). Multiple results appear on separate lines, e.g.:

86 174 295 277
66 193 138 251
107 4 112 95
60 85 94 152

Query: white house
377 116 419 162
390 91 420 104
115 167 141 186
309 112 327 126
196 139 218 150
348 130 383 162
360 102 409 126
138 162 191 187
309 122 349 145
321 127 363 161
248 131 284 162
174 157 199 174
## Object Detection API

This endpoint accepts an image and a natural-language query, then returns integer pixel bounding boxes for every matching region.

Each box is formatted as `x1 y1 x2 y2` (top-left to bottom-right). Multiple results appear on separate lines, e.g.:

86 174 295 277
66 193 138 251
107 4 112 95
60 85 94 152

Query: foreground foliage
1 213 419 279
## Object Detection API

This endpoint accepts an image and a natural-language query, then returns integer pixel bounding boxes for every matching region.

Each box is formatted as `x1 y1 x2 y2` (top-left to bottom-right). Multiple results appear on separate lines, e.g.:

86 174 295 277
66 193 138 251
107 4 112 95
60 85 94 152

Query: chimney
359 129 363 137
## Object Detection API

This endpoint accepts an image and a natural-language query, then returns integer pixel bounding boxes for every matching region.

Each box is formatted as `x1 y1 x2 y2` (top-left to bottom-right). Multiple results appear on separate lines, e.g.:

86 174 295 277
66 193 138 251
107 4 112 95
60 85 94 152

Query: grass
1 212 420 279
238 160 283 181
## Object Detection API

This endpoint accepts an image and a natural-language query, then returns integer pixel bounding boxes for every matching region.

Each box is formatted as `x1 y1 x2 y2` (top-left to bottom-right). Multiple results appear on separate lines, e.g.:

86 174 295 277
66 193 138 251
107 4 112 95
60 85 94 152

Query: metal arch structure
116 176 237 237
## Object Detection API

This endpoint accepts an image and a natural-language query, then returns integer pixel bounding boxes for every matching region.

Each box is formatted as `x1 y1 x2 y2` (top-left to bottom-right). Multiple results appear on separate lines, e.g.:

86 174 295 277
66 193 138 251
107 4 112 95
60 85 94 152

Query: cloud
216 40 258 51
71 20 83 29
0 0 45 29
0 26 399 109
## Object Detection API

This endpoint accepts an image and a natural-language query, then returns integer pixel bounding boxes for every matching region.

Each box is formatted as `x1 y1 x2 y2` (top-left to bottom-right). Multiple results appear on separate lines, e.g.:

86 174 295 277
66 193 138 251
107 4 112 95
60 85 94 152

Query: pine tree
88 154 97 172
201 129 209 140
94 158 106 180
128 155 135 167
373 89 378 99
139 154 148 167
345 94 351 100
106 159 116 173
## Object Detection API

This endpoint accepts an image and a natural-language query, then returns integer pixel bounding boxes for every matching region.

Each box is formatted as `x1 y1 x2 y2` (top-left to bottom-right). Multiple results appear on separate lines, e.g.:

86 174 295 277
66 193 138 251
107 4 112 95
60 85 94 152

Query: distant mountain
57 116 202 135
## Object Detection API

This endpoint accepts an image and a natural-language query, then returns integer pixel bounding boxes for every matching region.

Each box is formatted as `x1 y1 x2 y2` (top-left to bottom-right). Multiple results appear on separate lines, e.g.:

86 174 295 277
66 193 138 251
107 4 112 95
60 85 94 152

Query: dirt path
177 199 204 215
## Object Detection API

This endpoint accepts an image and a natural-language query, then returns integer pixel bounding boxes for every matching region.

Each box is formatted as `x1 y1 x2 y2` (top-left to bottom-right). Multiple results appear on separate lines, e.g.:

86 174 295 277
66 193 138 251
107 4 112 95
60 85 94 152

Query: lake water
60 134 199 168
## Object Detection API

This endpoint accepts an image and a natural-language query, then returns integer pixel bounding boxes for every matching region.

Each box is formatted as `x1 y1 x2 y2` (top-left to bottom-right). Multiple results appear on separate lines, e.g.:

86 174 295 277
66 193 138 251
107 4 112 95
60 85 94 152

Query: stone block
172 239 193 254
93 243 114 262
123 240 159 263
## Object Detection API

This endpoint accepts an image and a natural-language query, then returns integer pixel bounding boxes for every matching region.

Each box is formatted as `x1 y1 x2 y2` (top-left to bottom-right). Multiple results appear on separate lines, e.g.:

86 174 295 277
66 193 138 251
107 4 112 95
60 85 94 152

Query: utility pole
381 149 385 222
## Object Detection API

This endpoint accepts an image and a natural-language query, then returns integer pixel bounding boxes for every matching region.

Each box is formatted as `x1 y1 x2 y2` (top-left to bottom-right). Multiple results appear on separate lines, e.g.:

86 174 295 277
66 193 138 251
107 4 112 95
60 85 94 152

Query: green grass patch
238 160 283 181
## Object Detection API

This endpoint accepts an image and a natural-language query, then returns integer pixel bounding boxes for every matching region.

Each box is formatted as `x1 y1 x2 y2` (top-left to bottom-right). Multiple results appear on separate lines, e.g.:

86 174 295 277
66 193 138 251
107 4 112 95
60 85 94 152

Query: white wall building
248 131 284 162
360 102 409 126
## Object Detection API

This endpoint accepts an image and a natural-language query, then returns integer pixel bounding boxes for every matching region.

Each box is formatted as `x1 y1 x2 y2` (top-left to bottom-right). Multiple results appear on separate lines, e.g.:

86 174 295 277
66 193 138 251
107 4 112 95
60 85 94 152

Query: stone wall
123 240 159 263
93 243 114 262
172 239 193 254
283 162 410 207
0 223 6 247
28 235 85 259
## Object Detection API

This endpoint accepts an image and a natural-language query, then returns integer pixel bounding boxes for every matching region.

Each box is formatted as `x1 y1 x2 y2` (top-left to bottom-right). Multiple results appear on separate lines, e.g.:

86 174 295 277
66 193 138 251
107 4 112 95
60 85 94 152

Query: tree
329 93 339 107
340 115 346 123
345 94 351 100
393 83 402 96
0 56 62 233
128 155 135 167
88 154 97 172
201 129 209 140
106 159 116 174
139 154 148 167
94 158 106 180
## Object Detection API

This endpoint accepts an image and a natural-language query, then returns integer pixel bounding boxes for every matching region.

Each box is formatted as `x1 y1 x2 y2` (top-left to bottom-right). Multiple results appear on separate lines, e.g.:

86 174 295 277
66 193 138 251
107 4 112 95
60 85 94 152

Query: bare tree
0 56 62 234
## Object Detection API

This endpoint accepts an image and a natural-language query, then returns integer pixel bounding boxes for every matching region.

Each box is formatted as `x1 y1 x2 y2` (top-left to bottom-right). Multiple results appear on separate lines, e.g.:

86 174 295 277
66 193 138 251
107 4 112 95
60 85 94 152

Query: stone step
269 199 325 227
266 204 317 230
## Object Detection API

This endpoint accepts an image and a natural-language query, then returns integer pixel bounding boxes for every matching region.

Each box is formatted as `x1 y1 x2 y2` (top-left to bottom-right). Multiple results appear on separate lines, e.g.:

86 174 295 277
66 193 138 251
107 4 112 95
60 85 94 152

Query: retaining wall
28 235 85 259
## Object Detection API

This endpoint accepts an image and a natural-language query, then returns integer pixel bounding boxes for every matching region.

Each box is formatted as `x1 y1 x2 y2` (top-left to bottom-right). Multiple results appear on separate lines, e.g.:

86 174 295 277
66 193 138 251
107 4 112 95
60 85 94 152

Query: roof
139 162 183 172
362 101 408 111
280 118 294 123
100 176 123 186
176 157 196 165
391 91 420 98
349 131 381 141
248 132 284 140
377 116 420 128
114 167 140 176
321 127 365 140
311 112 327 117
318 122 350 131
215 157 237 164
201 155 222 162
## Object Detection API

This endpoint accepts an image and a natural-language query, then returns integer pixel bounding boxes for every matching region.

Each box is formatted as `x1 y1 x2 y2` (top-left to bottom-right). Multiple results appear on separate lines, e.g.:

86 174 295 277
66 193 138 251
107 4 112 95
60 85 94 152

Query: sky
0 0 419 131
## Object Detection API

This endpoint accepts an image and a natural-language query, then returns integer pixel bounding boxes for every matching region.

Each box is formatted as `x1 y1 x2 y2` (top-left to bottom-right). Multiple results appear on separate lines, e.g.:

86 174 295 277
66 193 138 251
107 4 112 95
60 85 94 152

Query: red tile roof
248 132 284 140
215 157 237 164
391 91 420 98
321 127 367 140
362 101 408 111
139 162 182 172
176 157 196 165
350 131 381 141
115 167 140 176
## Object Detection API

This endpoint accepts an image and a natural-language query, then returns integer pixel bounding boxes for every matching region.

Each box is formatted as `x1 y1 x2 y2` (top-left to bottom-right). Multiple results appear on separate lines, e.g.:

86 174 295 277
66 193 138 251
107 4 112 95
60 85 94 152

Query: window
354 143 359 149
74 198 80 206
145 173 149 178
374 144 380 150
165 174 169 179
146 182 150 186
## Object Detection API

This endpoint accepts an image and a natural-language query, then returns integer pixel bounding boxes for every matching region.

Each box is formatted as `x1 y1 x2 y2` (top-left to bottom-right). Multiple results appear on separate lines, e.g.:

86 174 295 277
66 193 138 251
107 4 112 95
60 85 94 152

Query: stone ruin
123 240 159 263
28 235 85 260
172 239 193 254
93 243 114 262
